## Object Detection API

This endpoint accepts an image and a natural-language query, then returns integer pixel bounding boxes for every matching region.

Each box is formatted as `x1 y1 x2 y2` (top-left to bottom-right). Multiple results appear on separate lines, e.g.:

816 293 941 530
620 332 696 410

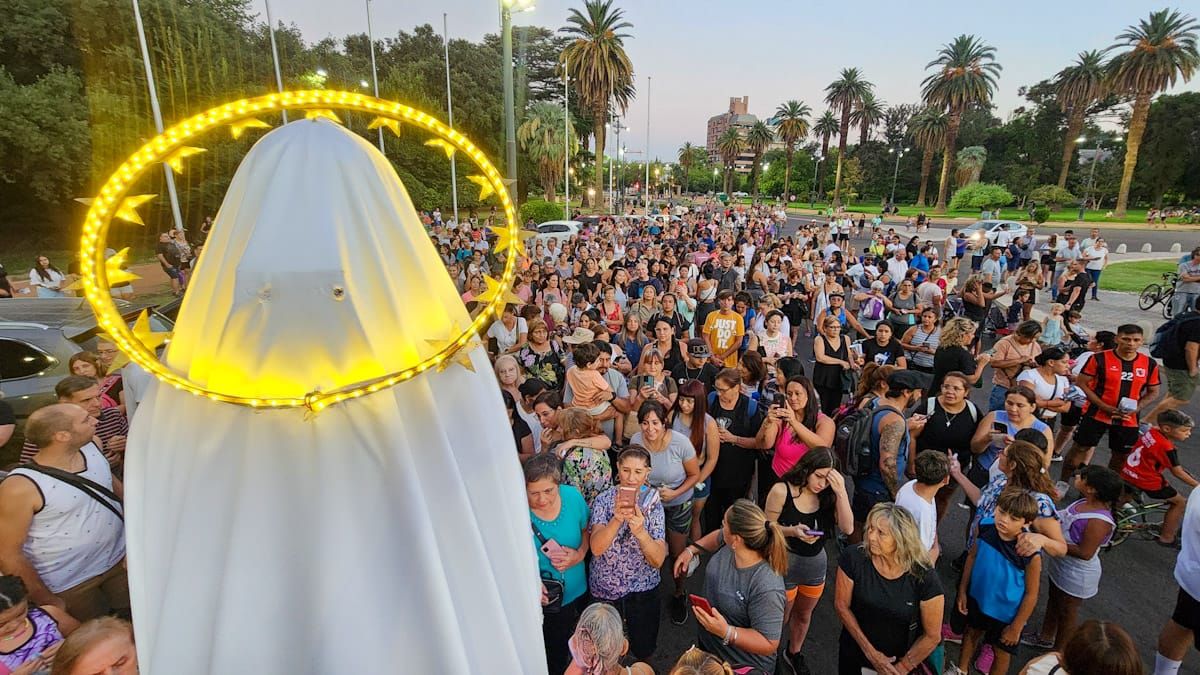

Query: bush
1033 207 1050 224
519 199 565 224
1028 185 1076 210
949 183 1015 211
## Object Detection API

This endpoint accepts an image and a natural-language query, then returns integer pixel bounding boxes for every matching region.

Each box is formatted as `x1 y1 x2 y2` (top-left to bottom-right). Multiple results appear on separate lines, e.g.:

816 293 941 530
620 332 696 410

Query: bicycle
1138 272 1178 319
1103 499 1167 551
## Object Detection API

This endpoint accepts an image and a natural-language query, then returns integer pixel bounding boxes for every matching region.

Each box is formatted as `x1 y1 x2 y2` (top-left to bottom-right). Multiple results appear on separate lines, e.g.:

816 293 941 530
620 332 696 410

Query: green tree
745 120 773 198
922 34 1002 212
851 91 886 146
813 110 839 191
949 182 1014 211
677 141 703 193
716 126 744 193
561 0 635 214
955 146 988 187
1053 50 1108 188
908 107 948 207
1106 9 1199 216
1136 92 1200 206
824 67 873 206
773 100 811 203
518 102 578 201
882 103 918 146
1028 185 1077 209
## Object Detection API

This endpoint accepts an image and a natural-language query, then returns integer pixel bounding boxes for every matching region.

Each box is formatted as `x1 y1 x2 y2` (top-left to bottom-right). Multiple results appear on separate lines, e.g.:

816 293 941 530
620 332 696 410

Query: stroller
942 294 965 324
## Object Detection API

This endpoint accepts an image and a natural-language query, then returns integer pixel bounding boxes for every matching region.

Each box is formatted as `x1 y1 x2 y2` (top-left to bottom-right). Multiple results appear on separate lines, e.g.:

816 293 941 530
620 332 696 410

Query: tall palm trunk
1115 91 1152 218
592 100 607 210
934 107 962 213
819 135 831 194
1056 109 1086 188
916 146 935 207
782 148 794 203
859 124 869 147
750 154 761 198
832 108 851 206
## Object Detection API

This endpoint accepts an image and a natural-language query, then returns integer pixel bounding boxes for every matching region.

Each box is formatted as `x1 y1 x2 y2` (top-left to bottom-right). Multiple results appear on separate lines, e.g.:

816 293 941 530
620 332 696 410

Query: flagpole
442 14 460 224
131 0 184 233
366 0 384 152
263 0 288 123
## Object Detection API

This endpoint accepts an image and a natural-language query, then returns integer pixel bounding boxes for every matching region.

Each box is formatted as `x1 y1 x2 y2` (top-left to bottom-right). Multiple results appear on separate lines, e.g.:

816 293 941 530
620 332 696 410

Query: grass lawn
1098 260 1178 293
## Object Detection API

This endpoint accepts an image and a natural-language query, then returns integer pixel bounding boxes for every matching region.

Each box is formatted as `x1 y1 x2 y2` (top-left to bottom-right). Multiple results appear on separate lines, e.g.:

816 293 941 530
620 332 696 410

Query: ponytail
725 499 789 576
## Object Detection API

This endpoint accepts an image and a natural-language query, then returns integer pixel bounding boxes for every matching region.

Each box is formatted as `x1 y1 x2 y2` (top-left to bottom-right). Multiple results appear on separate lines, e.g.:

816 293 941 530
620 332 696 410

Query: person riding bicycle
1118 410 1197 549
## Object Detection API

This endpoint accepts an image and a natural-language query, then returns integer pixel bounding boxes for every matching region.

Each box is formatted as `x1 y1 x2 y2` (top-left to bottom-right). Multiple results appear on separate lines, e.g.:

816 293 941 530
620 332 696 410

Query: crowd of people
0 198 1197 674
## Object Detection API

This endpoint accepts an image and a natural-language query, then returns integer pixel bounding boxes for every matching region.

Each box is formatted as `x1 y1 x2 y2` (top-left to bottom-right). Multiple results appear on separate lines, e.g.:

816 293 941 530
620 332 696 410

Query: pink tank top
771 414 828 478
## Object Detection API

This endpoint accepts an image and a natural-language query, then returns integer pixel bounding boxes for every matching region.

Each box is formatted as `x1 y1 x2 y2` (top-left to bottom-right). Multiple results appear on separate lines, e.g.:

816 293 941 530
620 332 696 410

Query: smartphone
804 530 825 537
616 486 638 511
993 422 1007 434
646 375 656 389
688 594 713 615
540 538 564 557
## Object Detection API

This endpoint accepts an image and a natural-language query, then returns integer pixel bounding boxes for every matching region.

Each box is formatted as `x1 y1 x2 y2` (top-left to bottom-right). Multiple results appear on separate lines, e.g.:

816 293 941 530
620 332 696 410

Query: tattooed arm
878 414 904 497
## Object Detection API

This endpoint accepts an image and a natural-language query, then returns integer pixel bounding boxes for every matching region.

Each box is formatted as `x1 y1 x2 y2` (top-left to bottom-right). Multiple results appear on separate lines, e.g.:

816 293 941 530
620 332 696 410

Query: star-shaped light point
164 146 207 174
368 117 402 137
229 118 271 140
76 195 157 226
424 138 456 159
489 224 535 258
425 323 479 373
475 275 525 307
305 109 341 123
103 247 142 286
97 310 172 372
467 174 495 201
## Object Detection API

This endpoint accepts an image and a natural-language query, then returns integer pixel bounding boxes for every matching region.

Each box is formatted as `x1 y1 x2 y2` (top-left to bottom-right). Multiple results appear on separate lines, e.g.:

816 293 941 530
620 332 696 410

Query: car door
0 335 63 420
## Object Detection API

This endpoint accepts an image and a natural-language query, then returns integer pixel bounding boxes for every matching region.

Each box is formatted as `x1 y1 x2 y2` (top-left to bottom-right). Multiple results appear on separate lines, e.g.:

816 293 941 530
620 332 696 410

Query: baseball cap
686 338 711 358
562 327 595 345
888 370 932 392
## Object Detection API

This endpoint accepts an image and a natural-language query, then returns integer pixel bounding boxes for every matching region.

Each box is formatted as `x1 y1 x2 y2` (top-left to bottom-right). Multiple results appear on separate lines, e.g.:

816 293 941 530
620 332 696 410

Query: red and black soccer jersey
1121 427 1179 491
1080 350 1160 428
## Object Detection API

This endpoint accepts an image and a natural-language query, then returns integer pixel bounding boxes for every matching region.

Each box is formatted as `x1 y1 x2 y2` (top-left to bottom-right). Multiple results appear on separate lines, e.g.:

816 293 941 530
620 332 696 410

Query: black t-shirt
838 545 944 661
578 272 601 299
156 242 181 268
863 338 906 367
1164 314 1200 371
1057 273 1091 312
511 417 531 454
0 400 14 426
915 396 980 465
709 394 766 490
671 361 718 393
930 346 976 397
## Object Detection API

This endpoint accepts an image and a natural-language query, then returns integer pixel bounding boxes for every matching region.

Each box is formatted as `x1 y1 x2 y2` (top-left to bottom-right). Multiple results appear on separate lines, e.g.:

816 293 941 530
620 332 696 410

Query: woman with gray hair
564 603 654 675
835 502 945 675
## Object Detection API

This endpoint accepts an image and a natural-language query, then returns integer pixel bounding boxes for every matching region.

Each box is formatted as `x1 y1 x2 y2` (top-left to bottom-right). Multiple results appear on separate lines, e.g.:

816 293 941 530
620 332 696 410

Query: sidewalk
780 206 1200 232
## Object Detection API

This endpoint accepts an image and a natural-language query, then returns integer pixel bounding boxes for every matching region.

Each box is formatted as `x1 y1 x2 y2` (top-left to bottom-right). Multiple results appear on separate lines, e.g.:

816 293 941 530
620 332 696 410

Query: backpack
706 391 759 420
836 402 899 478
1150 313 1200 360
861 295 886 321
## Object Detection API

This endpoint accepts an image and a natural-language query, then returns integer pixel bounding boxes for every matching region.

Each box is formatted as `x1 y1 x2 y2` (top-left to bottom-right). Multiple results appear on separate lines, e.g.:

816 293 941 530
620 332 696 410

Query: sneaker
670 594 688 625
941 622 963 644
1050 453 1064 462
975 643 995 674
945 665 967 675
1020 630 1054 649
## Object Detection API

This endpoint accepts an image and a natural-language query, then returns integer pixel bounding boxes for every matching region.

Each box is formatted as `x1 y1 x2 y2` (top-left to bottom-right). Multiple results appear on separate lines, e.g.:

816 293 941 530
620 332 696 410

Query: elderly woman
564 603 654 675
763 449 854 674
548 408 614 506
588 446 669 660
526 453 590 675
813 316 858 416
835 503 944 675
516 319 566 388
673 500 788 674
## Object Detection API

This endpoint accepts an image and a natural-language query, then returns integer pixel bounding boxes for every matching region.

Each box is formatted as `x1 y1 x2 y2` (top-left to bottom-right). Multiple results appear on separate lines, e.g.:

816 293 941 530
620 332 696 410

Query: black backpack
1150 312 1200 360
836 403 899 478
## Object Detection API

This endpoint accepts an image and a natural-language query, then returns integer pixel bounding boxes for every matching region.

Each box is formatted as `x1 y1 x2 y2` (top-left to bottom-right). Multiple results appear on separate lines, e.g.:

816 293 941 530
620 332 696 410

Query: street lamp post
888 146 910 207
365 0 383 152
442 13 459 223
500 0 533 185
1077 135 1101 220
131 0 184 233
262 0 288 123
810 155 824 207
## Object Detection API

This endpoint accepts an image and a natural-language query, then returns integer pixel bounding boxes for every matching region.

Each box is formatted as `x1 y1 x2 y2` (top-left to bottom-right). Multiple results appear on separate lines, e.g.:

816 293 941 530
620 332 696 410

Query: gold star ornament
467 175 495 201
475 275 525 307
164 146 207 174
229 118 272 140
99 309 173 371
305 109 342 123
424 138 456 159
425 323 480 373
76 195 157 226
368 117 402 137
103 248 141 286
489 224 534 258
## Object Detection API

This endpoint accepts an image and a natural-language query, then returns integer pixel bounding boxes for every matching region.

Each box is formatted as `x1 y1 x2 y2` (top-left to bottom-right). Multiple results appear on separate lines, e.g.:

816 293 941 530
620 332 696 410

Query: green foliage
1135 92 1200 206
1028 185 1077 208
519 199 564 224
1033 207 1050 224
949 182 1014 210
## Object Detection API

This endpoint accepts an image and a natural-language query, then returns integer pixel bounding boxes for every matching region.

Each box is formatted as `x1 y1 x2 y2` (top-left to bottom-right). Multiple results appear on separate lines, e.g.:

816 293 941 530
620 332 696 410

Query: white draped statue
123 119 545 674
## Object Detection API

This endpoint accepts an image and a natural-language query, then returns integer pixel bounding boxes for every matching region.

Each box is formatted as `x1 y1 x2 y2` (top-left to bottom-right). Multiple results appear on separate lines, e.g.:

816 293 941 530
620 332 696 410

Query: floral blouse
517 342 565 388
588 485 665 600
558 443 613 507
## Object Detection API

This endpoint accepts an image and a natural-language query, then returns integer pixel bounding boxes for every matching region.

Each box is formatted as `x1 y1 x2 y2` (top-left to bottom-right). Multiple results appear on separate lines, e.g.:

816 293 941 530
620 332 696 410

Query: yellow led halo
79 90 519 412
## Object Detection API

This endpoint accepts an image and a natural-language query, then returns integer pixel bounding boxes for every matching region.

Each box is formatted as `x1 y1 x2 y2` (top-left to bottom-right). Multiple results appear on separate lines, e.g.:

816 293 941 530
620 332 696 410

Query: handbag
530 522 565 613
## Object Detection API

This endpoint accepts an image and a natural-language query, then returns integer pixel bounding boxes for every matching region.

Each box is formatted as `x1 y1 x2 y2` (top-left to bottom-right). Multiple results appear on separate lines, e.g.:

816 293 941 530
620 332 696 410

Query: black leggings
608 588 662 659
816 385 844 417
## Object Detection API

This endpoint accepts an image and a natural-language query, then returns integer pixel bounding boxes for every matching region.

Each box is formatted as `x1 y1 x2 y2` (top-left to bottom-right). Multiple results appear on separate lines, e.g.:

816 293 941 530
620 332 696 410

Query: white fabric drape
124 119 545 674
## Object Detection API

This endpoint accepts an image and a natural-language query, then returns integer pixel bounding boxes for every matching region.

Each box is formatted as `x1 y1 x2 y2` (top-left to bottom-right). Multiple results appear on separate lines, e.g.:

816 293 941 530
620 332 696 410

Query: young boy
895 450 951 562
564 342 622 436
953 488 1043 675
1120 410 1197 548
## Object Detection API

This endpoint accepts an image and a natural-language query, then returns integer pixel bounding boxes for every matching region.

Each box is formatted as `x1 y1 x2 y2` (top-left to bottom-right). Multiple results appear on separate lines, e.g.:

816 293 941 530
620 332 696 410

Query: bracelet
722 625 734 645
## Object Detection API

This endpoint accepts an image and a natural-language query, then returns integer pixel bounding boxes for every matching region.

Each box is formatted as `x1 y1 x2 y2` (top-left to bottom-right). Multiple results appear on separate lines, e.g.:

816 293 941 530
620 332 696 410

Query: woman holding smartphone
763 448 855 674
589 446 668 660
757 376 836 481
970 386 1055 483
627 348 680 441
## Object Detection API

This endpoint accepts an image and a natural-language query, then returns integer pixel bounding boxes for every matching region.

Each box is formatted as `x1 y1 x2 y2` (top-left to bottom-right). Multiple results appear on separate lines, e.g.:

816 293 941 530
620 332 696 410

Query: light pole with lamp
262 0 288 123
501 0 535 185
888 146 910 208
365 0 384 152
810 155 824 207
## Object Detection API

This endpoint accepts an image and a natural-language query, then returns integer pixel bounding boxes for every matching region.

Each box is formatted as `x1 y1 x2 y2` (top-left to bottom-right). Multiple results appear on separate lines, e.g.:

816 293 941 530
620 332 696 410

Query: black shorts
1061 404 1083 427
1123 479 1179 501
1173 587 1200 633
1073 415 1140 456
965 596 1020 655
837 232 849 242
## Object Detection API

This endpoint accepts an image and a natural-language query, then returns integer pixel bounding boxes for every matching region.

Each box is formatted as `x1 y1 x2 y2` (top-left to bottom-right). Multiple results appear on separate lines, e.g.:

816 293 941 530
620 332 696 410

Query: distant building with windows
706 96 781 174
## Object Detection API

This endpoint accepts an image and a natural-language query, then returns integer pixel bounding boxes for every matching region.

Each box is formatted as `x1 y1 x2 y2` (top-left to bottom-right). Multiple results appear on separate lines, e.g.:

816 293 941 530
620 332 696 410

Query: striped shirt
1081 350 1160 428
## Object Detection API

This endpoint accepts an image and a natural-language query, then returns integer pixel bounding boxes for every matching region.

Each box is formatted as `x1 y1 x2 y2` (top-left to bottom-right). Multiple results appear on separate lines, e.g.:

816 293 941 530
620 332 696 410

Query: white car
965 220 1028 250
531 220 582 247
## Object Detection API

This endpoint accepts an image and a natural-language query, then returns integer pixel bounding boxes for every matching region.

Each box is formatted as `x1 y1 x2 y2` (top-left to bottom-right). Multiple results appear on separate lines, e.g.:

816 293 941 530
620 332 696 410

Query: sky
272 0 1199 161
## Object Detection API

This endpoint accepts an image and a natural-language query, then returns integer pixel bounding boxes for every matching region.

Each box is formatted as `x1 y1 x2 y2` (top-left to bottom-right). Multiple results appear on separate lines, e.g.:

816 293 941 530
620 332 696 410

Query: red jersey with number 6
1080 350 1160 428
1120 427 1178 491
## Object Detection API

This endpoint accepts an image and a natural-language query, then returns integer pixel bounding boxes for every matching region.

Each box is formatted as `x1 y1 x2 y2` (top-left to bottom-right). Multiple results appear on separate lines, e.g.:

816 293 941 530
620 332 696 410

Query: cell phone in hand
616 486 638 511
540 538 564 557
993 421 1007 434
688 594 713 615
804 530 825 537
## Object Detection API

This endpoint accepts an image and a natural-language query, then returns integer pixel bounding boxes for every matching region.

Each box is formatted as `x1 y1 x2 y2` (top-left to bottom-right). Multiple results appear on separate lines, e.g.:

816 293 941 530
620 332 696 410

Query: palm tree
825 68 873 206
908 107 949 207
955 146 988 187
716 126 744 193
850 91 887 146
561 0 635 212
921 34 1002 212
1106 9 1199 217
518 102 578 201
813 110 839 193
745 121 774 198
677 142 700 193
1053 50 1109 188
772 100 811 204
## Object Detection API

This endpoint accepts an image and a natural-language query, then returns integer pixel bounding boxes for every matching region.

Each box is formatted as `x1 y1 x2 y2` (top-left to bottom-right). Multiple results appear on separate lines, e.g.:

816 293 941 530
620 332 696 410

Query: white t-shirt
486 317 527 353
895 480 937 553
886 258 909 282
1016 369 1069 418
1177 488 1200 600
1083 245 1107 271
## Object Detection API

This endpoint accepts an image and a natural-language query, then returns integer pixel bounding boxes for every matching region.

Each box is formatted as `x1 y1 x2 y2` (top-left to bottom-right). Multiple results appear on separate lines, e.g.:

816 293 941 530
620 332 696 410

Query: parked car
531 220 582 247
964 220 1028 249
0 298 175 424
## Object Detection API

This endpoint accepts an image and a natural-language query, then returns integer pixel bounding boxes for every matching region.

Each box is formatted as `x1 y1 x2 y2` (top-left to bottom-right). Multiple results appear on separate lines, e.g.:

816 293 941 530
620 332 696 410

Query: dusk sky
274 0 1198 160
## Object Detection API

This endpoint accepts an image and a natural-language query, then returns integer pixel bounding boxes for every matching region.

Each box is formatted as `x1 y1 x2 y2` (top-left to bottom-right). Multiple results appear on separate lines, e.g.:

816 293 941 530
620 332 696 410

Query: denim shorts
692 479 711 500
